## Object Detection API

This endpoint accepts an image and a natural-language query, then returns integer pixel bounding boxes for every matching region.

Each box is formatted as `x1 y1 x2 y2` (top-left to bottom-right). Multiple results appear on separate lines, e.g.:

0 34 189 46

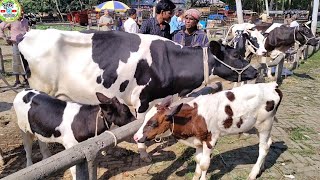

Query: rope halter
294 25 316 46
95 107 117 146
212 54 252 83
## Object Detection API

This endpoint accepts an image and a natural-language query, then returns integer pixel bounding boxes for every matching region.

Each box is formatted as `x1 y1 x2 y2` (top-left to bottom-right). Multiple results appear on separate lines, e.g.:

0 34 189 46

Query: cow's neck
169 104 212 148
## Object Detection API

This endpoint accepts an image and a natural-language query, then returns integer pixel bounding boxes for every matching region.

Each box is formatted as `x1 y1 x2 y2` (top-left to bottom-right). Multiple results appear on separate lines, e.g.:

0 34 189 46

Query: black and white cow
18 29 258 161
13 89 135 179
134 82 283 180
262 22 318 58
225 23 267 57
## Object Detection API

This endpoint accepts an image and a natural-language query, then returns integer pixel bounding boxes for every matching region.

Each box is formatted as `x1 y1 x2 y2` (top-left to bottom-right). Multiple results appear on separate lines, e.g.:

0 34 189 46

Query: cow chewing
19 29 258 161
134 82 283 180
13 89 135 179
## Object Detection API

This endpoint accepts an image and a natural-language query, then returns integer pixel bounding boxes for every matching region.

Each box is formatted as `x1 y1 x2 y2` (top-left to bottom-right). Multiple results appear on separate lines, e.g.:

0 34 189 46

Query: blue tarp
208 14 226 20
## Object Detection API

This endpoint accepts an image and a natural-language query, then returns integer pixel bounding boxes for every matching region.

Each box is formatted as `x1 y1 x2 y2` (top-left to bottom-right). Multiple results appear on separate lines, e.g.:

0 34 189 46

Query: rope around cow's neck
154 116 175 143
95 107 117 147
212 54 252 82
294 26 316 46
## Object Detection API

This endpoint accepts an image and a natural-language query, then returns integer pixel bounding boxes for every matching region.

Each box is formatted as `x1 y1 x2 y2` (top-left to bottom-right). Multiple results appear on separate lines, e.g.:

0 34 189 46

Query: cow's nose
133 134 139 142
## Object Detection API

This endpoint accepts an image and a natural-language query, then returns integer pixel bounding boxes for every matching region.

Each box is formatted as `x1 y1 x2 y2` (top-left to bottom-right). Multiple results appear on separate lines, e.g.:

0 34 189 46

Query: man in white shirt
124 8 139 33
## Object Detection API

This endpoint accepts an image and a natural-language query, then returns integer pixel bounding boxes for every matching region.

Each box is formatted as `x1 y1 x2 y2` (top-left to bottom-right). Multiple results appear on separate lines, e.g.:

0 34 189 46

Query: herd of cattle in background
0 19 318 179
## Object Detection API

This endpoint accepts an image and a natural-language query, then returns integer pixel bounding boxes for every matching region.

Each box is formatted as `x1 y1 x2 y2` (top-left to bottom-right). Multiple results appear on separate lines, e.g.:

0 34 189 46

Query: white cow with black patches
135 82 283 180
19 29 258 161
13 89 134 179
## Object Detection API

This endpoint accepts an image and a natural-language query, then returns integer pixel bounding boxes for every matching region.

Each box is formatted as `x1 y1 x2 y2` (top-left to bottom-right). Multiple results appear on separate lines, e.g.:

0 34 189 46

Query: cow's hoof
140 152 152 162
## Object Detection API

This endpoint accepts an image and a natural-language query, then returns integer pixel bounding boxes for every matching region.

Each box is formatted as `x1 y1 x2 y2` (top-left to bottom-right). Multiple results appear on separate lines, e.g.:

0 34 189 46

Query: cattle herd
1 20 318 179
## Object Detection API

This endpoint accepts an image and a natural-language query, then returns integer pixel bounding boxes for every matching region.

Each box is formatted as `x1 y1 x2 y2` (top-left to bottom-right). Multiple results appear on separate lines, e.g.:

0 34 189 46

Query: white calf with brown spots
135 82 282 180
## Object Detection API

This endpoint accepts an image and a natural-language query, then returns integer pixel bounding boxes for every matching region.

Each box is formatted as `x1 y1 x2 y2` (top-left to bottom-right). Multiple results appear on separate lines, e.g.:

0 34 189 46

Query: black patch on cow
96 76 102 84
237 118 243 128
22 91 36 103
136 40 205 113
119 80 129 92
265 100 275 112
134 59 151 85
224 105 233 129
72 106 108 142
28 94 66 138
226 91 235 101
91 31 141 89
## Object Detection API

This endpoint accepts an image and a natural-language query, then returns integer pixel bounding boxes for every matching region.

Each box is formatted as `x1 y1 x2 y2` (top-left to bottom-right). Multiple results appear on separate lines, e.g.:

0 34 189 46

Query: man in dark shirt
139 0 176 39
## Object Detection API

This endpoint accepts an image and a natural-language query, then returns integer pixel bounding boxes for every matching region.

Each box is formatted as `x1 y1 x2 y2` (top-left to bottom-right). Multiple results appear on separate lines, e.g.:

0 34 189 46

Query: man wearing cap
139 0 176 39
124 8 139 33
173 9 209 47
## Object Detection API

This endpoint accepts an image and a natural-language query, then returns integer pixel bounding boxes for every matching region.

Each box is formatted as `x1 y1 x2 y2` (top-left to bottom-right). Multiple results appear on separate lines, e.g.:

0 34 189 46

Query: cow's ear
209 41 221 55
96 92 112 104
160 95 173 108
166 103 183 120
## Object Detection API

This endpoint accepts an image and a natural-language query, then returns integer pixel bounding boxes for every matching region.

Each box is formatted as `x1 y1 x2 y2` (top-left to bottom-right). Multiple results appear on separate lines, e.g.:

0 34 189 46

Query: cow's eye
150 121 158 128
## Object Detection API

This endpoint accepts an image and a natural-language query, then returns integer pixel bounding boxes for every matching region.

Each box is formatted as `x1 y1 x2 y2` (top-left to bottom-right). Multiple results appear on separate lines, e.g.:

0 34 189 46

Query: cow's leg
249 122 273 180
0 148 4 166
21 131 34 166
136 112 152 162
193 147 203 180
38 140 52 159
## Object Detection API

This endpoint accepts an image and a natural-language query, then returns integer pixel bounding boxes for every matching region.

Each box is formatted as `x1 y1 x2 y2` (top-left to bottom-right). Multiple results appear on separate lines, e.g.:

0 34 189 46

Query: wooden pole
236 0 244 23
265 0 269 16
311 0 319 35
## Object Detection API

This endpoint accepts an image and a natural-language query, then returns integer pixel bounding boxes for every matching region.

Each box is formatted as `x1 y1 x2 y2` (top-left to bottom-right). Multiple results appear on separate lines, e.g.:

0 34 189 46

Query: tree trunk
311 0 319 35
236 0 244 23
54 0 65 21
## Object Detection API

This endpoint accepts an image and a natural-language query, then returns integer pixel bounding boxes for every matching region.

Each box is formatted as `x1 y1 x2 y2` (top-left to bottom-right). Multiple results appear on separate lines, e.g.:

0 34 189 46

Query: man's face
184 15 197 29
162 9 173 21
104 11 109 16
132 13 137 19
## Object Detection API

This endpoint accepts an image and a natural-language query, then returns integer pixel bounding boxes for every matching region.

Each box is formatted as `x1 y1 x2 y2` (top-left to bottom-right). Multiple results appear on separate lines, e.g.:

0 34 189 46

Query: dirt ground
0 41 320 180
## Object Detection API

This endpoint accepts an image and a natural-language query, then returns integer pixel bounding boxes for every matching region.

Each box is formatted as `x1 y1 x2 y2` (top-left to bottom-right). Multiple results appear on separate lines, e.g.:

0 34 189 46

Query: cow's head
134 96 183 143
296 23 318 46
209 41 258 82
246 27 267 55
96 92 136 127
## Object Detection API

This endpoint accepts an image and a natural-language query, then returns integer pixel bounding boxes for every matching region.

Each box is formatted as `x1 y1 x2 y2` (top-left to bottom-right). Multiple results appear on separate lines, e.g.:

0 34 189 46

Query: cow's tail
20 53 31 78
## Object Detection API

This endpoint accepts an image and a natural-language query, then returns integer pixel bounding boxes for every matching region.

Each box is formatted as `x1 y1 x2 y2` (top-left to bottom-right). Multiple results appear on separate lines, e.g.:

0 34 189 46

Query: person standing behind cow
124 9 139 33
0 14 29 87
173 9 209 47
99 10 114 31
169 8 184 35
139 0 176 39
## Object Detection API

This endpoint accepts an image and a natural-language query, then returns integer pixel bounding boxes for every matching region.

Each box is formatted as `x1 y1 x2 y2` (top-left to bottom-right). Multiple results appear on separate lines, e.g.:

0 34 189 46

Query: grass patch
35 24 87 31
289 126 316 141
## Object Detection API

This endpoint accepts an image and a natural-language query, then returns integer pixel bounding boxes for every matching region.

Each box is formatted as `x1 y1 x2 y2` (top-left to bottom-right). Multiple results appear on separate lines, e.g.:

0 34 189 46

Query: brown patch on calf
226 91 235 101
236 118 243 128
170 103 213 149
265 100 275 112
223 105 233 129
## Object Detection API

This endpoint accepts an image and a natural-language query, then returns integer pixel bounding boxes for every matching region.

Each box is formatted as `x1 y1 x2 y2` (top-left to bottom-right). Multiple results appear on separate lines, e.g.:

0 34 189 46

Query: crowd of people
98 0 209 47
